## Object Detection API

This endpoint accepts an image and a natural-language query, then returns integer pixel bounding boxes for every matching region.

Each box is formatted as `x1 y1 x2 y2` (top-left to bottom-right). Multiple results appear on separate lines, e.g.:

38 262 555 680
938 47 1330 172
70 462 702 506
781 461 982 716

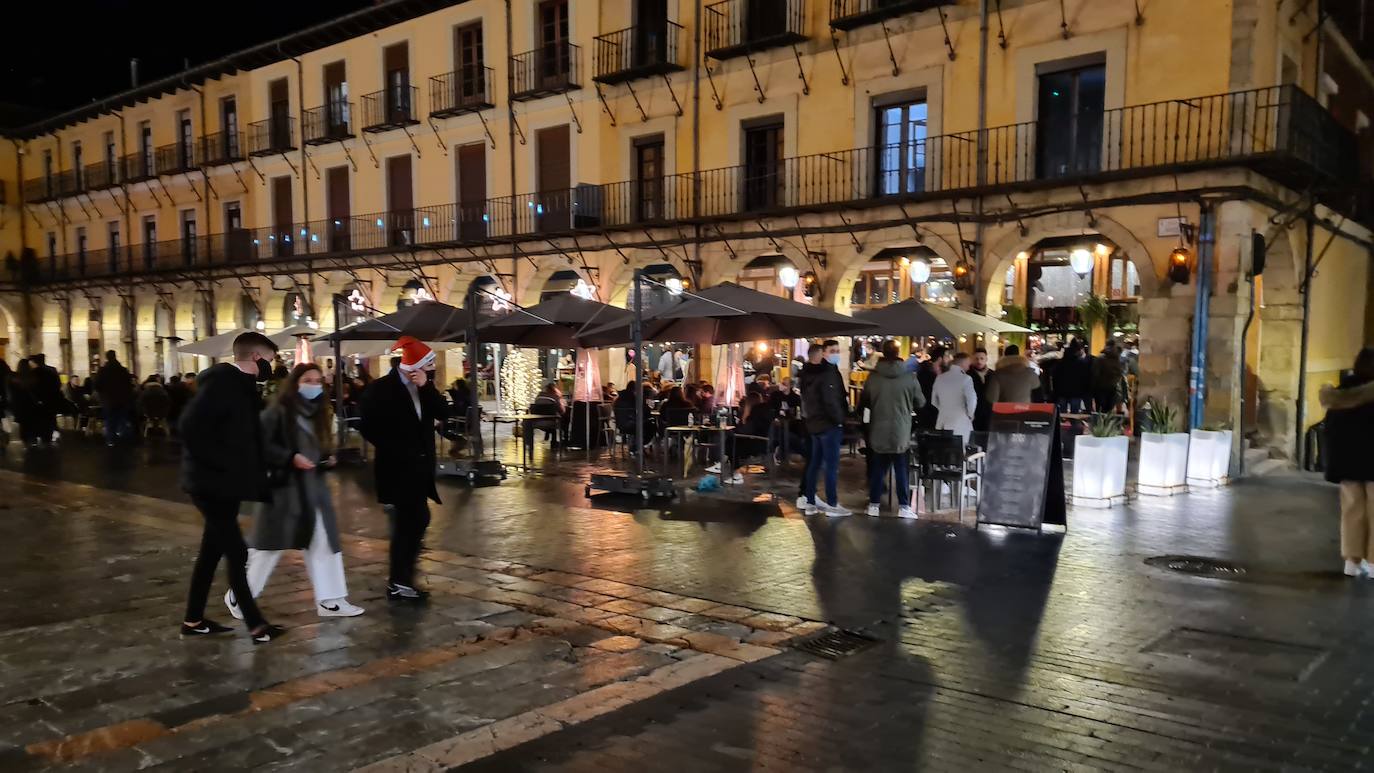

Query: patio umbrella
852 299 1030 339
452 294 630 347
175 328 254 358
312 301 466 343
576 282 877 346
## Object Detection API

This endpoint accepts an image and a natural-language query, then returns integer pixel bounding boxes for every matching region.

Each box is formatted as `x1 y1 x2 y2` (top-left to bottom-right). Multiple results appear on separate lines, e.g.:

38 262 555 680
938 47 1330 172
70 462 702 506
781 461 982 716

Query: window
746 0 789 45
633 135 665 221
108 222 121 274
46 232 56 259
1108 255 1141 300
537 0 571 83
269 78 291 149
324 61 349 132
142 216 157 269
874 96 927 196
72 142 83 189
221 97 240 157
176 110 193 168
43 150 53 195
1036 61 1106 179
456 23 485 100
742 118 784 211
181 210 198 264
103 131 118 181
139 121 153 176
383 42 411 123
75 227 87 273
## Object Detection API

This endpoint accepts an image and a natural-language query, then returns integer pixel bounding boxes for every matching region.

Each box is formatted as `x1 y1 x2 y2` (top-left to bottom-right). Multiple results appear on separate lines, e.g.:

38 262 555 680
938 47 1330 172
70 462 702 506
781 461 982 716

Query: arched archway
0 298 20 362
240 293 264 331
827 232 963 314
153 299 176 377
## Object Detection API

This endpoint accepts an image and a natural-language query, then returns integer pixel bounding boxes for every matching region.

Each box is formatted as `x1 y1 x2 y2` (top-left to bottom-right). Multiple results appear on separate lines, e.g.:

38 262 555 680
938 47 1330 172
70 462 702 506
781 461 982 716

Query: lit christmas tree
500 347 542 413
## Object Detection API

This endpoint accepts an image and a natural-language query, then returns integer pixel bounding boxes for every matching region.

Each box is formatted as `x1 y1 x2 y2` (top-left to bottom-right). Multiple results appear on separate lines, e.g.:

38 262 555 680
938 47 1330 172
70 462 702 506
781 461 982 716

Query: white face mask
825 354 841 366
298 383 324 400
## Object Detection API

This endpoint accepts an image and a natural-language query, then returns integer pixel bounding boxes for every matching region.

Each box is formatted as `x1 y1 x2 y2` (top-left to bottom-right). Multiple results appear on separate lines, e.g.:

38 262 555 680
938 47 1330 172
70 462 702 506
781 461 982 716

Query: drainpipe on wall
11 138 32 353
1188 202 1215 430
973 0 989 312
690 0 704 375
1295 215 1315 466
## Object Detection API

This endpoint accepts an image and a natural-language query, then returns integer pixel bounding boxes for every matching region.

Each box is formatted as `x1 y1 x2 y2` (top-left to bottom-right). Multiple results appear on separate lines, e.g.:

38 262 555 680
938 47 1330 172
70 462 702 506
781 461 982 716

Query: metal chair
912 431 985 519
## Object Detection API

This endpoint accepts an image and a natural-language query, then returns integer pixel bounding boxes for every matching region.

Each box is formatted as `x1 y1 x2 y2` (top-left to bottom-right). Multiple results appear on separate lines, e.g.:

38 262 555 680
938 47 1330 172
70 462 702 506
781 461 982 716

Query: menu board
977 402 1067 530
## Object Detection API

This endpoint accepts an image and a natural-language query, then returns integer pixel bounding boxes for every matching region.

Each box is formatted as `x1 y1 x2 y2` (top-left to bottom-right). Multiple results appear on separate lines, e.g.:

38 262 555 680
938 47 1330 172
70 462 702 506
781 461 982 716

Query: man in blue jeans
799 339 850 515
92 350 134 446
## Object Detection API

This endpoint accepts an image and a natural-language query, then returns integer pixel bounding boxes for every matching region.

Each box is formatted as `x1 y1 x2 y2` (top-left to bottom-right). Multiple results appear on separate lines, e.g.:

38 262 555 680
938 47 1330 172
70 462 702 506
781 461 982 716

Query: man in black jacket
93 351 135 445
799 339 850 516
360 337 448 602
28 353 64 445
178 331 285 644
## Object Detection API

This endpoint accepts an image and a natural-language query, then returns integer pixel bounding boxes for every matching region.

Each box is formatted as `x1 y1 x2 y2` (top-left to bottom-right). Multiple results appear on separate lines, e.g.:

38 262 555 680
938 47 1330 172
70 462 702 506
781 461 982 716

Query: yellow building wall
1303 235 1372 424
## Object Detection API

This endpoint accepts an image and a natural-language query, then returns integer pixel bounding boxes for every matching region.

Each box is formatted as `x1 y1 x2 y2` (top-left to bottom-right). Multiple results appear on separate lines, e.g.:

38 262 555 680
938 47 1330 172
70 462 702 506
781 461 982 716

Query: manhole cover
1145 555 1247 579
1143 627 1327 682
794 629 880 659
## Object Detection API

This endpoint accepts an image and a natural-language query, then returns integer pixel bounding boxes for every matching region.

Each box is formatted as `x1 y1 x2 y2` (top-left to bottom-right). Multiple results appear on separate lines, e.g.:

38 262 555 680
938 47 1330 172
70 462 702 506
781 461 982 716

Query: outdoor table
485 413 556 470
662 425 701 475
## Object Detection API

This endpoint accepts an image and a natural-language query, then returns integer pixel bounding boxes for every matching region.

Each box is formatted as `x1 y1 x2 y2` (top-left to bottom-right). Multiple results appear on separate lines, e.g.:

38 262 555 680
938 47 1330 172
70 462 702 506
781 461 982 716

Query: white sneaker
897 506 918 520
705 463 722 474
796 496 809 510
318 599 365 617
225 590 244 621
821 502 852 517
865 504 880 516
799 498 820 514
729 472 744 485
1361 560 1374 578
1345 560 1362 577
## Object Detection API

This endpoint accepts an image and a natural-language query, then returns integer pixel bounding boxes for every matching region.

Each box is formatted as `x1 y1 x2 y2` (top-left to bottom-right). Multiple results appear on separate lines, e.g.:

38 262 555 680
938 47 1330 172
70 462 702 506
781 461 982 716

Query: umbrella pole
467 284 484 460
332 338 344 448
633 268 644 477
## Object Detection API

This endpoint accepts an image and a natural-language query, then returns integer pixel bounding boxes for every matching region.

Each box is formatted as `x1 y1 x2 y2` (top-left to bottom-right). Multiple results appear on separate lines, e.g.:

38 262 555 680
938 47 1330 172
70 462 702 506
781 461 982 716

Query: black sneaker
180 619 233 637
386 583 429 603
250 624 287 645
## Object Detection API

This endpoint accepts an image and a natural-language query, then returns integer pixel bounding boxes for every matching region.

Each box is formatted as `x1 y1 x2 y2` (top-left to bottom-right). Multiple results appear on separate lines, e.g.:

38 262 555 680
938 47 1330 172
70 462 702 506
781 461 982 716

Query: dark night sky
1 1 376 127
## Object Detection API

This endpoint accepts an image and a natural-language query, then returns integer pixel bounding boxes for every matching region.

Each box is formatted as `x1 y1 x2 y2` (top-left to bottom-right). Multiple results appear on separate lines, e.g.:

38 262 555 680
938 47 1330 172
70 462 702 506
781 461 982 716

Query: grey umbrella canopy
313 301 466 342
451 294 633 347
852 298 1031 339
576 282 877 346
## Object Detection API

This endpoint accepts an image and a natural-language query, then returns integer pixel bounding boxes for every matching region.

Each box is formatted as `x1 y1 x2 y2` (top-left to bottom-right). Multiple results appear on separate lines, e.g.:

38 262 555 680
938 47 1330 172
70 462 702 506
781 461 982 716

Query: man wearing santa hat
359 336 449 602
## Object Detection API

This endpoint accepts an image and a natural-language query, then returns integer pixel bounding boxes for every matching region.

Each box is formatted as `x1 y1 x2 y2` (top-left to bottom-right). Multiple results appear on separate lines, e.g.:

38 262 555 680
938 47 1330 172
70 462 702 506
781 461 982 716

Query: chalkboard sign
977 402 1067 530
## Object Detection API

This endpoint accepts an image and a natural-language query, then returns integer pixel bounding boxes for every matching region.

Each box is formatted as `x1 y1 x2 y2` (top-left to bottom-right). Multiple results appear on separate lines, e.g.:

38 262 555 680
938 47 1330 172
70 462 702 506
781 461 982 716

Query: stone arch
604 251 691 308
0 297 22 359
825 227 963 314
980 213 1161 315
520 257 593 306
448 268 511 308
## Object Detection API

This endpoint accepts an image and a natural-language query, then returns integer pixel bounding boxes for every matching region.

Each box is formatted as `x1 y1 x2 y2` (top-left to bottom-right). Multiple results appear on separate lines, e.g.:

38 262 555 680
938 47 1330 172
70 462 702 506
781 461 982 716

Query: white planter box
1138 432 1190 496
1071 435 1130 508
1186 429 1232 487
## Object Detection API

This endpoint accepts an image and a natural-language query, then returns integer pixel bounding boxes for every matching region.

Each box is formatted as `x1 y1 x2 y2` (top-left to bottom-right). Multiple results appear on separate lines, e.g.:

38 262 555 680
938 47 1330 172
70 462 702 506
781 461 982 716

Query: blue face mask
298 383 324 401
825 354 841 366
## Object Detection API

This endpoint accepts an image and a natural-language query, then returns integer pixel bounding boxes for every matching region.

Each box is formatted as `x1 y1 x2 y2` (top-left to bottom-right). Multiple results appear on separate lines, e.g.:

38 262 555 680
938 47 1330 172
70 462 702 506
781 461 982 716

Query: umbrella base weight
437 459 507 484
586 472 677 500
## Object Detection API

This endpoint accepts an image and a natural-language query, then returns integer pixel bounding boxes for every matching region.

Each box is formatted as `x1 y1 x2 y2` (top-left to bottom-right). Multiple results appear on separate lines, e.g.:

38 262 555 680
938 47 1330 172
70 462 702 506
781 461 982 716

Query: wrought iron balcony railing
512 42 581 100
247 117 296 156
593 22 686 85
17 86 1361 286
430 67 495 117
303 102 355 144
22 171 78 203
705 0 808 60
154 142 199 176
828 0 954 31
123 152 157 183
199 132 246 167
83 160 120 191
361 86 419 132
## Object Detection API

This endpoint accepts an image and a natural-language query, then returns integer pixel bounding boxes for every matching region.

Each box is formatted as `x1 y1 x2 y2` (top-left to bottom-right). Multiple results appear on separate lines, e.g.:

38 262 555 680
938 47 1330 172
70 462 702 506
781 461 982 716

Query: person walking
28 354 63 445
932 351 977 444
9 359 39 446
227 363 364 620
1056 340 1093 414
1320 347 1374 578
862 340 924 518
93 351 135 446
799 339 850 516
986 344 1042 405
1092 342 1126 413
179 331 285 643
359 336 448 603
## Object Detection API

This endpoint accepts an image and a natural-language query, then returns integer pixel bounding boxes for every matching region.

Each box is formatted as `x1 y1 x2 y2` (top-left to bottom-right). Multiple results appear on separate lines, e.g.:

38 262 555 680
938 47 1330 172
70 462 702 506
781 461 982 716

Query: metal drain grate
794 629 880 659
1145 555 1248 579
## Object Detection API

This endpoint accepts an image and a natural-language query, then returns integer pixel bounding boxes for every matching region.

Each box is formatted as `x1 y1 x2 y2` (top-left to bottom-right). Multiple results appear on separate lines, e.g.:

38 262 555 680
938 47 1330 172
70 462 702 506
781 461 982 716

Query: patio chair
912 431 985 519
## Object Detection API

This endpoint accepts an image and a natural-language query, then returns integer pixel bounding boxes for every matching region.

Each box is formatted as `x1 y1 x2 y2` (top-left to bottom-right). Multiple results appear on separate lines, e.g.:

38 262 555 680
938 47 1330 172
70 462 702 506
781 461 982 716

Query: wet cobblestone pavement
2 432 1373 771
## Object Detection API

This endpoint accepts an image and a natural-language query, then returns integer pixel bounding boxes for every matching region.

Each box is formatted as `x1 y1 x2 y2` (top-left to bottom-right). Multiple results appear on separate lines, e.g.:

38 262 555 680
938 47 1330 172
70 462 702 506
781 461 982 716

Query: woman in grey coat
225 363 364 619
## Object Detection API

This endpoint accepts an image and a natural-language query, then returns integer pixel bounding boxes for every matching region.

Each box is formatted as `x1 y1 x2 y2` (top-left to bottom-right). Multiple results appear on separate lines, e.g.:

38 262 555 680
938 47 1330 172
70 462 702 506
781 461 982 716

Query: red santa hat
393 336 435 372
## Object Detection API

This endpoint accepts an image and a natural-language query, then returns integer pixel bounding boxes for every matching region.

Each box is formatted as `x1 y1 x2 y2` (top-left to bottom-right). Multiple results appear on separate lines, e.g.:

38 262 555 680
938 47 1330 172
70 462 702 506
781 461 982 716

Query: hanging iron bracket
626 81 650 122
401 124 423 157
564 91 583 134
274 151 298 178
791 44 810 95
938 6 958 59
73 193 94 220
108 188 128 216
512 111 528 145
995 0 1008 47
243 156 267 183
360 132 381 167
897 202 924 242
1133 0 1144 25
201 169 219 200
880 21 899 76
601 231 633 264
714 225 739 261
182 171 204 199
836 212 863 251
336 139 358 172
595 83 618 127
745 54 767 103
662 73 683 116
144 180 164 209
150 176 173 205
475 110 497 149
755 219 783 252
427 115 449 156
302 148 321 180
1058 0 1071 38
1078 184 1097 227
704 61 724 110
829 32 851 86
1005 194 1028 236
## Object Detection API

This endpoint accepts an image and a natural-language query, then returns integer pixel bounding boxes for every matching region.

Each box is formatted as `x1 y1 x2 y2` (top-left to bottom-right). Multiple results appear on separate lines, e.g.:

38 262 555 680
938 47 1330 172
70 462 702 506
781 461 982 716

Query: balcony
199 132 246 167
83 161 120 191
593 22 686 85
705 0 807 60
154 142 199 176
828 0 954 31
360 86 419 133
430 67 495 117
21 171 77 203
511 43 581 100
123 153 157 183
303 102 355 144
247 117 296 156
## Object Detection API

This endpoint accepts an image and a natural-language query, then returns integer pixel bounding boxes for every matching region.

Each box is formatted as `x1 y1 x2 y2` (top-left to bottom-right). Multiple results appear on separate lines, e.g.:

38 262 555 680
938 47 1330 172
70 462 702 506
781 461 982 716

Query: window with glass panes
874 97 927 196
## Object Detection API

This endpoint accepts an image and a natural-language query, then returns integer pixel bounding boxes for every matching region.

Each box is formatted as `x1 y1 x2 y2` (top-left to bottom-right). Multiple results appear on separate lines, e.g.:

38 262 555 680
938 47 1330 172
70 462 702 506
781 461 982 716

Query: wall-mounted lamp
908 258 931 284
1168 247 1191 284
778 266 800 289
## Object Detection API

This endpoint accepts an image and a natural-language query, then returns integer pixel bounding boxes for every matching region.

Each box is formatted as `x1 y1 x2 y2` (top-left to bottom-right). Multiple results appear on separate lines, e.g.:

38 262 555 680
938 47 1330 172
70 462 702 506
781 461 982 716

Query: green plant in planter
1089 412 1124 438
1076 293 1113 337
1146 401 1182 434
1001 304 1028 348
